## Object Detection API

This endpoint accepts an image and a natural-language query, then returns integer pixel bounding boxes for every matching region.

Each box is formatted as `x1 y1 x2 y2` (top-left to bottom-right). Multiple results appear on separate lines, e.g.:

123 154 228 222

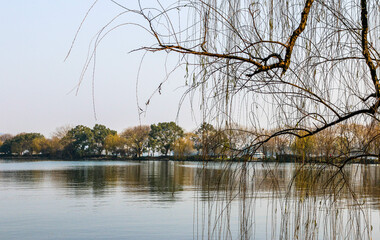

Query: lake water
0 160 379 239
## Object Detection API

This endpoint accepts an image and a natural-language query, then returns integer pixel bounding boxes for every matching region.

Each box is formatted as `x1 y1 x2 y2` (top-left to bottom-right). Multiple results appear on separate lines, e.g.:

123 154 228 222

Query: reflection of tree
50 168 109 196
2 162 380 210
193 162 380 239
0 170 45 186
146 161 182 195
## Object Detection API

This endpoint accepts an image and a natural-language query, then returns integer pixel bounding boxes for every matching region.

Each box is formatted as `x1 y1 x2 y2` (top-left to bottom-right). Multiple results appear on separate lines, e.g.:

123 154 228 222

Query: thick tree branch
361 0 380 97
282 0 315 74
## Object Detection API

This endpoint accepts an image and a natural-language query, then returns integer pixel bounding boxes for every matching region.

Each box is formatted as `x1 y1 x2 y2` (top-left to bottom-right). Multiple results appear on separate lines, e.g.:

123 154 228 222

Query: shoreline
0 155 378 164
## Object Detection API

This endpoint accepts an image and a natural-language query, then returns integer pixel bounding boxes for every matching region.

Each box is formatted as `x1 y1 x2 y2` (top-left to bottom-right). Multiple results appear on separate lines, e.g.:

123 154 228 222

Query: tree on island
173 133 195 158
64 125 95 158
0 133 44 155
194 122 216 157
0 134 12 143
31 137 50 155
194 123 231 158
63 124 117 158
148 122 184 156
121 125 150 157
104 133 126 156
92 124 117 155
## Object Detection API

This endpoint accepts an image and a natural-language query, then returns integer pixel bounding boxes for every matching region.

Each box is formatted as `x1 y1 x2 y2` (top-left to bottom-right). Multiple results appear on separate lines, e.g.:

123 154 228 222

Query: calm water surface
0 160 379 239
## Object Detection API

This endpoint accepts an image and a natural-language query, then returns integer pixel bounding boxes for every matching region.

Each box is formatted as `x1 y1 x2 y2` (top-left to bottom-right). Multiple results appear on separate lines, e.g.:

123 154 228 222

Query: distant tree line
0 122 193 159
1 122 379 161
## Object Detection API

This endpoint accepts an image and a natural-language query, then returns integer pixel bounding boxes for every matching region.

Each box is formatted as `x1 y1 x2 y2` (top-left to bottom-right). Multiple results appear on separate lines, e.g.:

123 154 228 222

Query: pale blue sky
0 0 197 136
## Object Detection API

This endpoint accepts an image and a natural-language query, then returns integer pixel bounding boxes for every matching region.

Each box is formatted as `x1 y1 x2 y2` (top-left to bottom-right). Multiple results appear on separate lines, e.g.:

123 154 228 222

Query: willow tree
74 0 380 239
76 0 380 160
115 0 378 159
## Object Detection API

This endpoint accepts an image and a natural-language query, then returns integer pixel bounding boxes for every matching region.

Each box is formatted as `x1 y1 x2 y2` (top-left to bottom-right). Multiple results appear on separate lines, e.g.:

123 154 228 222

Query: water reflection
1 161 380 206
1 160 380 239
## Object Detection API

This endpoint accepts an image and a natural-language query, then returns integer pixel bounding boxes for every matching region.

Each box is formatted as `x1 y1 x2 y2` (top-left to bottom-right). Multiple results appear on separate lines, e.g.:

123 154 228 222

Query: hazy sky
0 0 198 136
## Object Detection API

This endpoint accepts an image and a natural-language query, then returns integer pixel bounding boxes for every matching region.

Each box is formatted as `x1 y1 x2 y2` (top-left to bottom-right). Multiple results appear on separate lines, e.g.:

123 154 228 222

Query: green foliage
64 125 95 158
0 139 12 154
92 124 117 154
148 122 184 156
62 124 117 158
0 133 44 155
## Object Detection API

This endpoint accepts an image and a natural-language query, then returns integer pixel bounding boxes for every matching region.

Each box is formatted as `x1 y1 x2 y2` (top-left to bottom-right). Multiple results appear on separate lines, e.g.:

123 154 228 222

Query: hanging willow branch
72 0 380 160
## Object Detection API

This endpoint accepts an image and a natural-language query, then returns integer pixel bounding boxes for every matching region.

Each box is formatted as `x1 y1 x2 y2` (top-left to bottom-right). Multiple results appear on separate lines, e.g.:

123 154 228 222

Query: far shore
0 154 378 164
